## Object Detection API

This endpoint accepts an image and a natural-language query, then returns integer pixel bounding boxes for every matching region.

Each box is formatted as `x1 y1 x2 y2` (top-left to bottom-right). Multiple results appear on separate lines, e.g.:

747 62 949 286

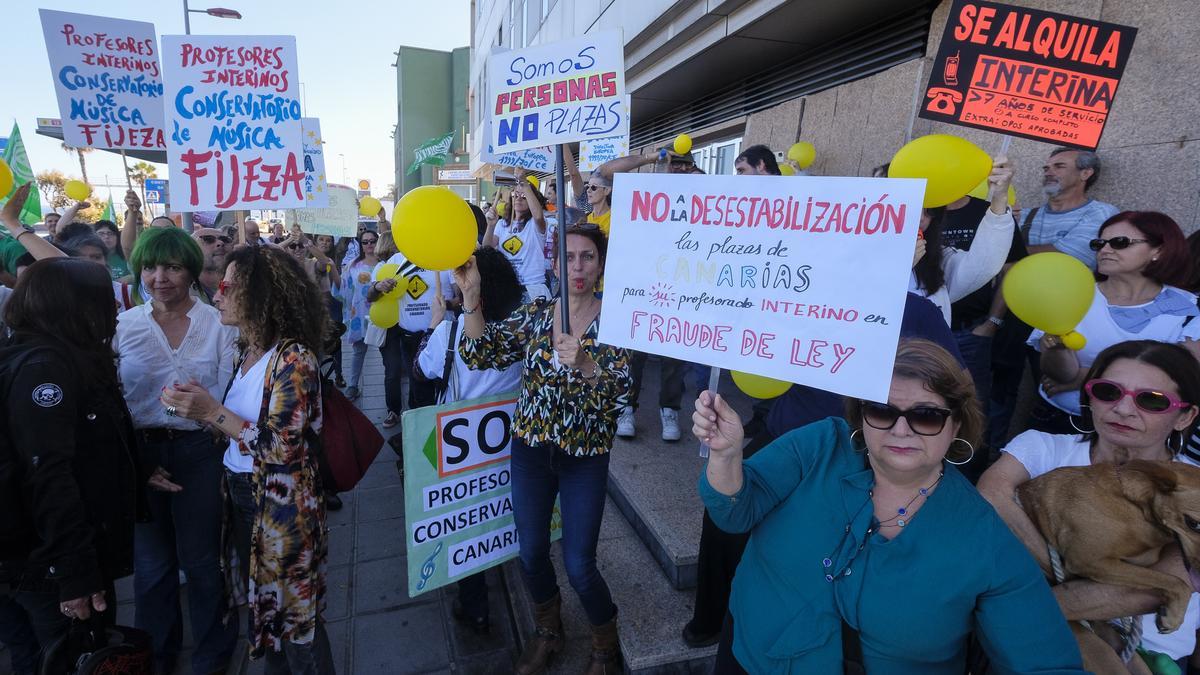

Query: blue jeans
346 340 367 390
0 593 39 675
510 438 616 626
134 430 237 674
380 327 436 415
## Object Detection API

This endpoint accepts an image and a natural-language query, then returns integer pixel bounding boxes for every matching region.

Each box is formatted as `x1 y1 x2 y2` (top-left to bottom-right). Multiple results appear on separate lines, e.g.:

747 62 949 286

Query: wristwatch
987 316 1005 328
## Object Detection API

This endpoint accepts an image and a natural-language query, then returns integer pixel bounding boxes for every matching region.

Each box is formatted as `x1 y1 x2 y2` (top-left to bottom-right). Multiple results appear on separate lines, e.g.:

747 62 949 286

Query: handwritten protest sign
161 35 305 211
403 393 561 596
578 95 630 172
491 146 557 173
286 184 356 237
598 174 924 402
300 117 328 207
488 31 625 154
39 10 166 150
919 0 1137 150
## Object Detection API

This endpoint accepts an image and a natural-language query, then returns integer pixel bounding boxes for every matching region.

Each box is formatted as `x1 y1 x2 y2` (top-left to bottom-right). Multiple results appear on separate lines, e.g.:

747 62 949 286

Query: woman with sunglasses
338 230 380 401
1030 211 1198 434
695 338 1084 674
583 173 612 235
980 340 1200 671
484 180 548 301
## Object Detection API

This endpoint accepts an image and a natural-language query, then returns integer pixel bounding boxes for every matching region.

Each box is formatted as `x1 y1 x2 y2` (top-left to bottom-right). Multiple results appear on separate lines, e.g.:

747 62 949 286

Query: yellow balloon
525 175 540 191
787 141 816 169
368 297 399 329
392 186 477 271
375 263 400 280
1061 331 1087 351
967 178 1016 206
64 180 91 201
359 196 382 217
0 159 12 199
496 202 507 217
779 164 796 176
888 135 992 208
673 133 692 155
731 371 792 399
1002 252 1095 336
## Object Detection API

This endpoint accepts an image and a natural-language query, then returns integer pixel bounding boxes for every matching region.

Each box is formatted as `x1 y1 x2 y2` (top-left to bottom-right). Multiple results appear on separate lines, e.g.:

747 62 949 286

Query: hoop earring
944 438 975 466
1168 430 1185 456
1069 407 1095 435
850 428 866 451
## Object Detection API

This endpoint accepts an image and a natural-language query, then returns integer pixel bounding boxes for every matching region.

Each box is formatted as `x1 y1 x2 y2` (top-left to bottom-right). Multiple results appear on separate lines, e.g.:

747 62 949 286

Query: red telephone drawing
925 88 963 115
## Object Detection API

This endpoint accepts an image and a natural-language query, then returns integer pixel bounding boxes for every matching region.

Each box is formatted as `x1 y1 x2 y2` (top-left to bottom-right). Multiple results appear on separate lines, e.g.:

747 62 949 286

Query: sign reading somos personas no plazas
403 393 561 597
919 0 1137 150
597 174 925 404
488 30 626 155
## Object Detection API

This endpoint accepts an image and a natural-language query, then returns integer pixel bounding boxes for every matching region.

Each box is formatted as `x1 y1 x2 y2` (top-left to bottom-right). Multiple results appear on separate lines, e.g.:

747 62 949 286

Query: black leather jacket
0 335 146 601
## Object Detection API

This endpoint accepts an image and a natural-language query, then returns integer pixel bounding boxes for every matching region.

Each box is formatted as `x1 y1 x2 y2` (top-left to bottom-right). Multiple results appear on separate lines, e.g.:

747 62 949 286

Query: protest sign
488 31 625 154
160 35 305 211
39 10 166 150
597 174 924 402
578 95 631 172
919 0 1137 150
286 184 356 237
300 118 329 207
402 393 561 596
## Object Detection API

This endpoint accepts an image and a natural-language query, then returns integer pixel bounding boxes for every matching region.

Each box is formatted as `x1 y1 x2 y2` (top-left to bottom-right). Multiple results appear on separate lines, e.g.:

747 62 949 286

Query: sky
4 0 470 210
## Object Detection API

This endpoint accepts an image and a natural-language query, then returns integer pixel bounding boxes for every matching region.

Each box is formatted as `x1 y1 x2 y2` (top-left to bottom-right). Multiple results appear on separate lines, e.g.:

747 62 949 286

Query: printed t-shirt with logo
494 217 546 287
374 253 454 333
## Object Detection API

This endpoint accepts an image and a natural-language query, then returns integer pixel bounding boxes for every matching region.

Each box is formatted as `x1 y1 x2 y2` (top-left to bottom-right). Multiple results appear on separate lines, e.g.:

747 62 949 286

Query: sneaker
660 408 681 442
335 374 347 389
616 406 636 438
382 411 399 428
345 386 360 401
681 620 720 648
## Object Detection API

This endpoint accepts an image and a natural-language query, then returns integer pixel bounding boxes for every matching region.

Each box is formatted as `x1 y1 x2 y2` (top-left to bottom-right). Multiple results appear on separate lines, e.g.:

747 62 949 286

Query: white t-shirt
1028 285 1200 414
222 345 277 474
372 253 454 333
417 318 521 403
1004 430 1200 659
115 300 238 430
908 208 1014 325
494 217 546 286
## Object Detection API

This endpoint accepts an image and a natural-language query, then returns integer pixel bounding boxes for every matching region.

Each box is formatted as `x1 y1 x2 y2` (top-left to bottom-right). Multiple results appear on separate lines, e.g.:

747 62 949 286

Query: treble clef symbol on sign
416 542 443 591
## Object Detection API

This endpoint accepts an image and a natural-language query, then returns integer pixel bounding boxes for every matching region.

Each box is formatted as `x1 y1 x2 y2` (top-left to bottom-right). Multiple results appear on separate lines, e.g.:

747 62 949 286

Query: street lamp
183 0 242 35
339 154 348 184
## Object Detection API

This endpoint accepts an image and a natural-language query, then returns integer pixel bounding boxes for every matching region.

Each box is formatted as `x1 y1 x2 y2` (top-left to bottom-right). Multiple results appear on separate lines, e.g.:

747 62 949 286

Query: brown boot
515 593 565 675
583 615 621 675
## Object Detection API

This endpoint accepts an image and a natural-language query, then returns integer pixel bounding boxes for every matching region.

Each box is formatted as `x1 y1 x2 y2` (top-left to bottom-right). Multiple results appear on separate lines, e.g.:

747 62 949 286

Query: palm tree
60 143 94 184
129 161 158 212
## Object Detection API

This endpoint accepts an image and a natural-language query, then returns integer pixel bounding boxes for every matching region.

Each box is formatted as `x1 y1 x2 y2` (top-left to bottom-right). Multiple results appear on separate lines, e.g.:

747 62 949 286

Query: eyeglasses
1084 379 1191 413
361 238 378 246
198 234 232 244
1089 236 1150 251
287 243 305 250
860 401 954 436
217 280 235 295
585 184 607 191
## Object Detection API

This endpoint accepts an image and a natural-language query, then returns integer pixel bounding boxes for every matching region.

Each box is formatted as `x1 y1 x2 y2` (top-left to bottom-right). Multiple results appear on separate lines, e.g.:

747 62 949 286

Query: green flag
101 193 115 221
406 131 455 174
0 124 41 225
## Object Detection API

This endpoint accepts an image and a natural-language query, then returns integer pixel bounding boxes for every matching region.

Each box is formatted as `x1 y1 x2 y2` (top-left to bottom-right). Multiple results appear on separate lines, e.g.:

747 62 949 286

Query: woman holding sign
457 225 632 674
694 339 1085 674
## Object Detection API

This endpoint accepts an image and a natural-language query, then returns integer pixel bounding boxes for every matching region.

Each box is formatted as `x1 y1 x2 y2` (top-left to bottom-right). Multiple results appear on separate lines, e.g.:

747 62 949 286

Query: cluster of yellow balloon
391 185 477 271
1002 252 1095 351
731 370 792 399
367 263 403 328
787 141 816 170
888 135 992 208
0 159 12 199
359 196 382 217
64 180 91 202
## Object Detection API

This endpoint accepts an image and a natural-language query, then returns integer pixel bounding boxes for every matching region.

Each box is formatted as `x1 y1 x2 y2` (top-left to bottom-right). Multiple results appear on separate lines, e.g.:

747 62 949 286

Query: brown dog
1018 460 1200 672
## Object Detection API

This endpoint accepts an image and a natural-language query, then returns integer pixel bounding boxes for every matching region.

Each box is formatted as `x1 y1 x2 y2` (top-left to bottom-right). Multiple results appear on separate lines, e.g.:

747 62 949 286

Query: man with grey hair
1023 147 1118 269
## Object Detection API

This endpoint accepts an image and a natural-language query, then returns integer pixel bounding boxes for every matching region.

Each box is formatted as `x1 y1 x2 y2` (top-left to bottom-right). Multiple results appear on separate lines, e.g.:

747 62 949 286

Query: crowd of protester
1 136 1199 675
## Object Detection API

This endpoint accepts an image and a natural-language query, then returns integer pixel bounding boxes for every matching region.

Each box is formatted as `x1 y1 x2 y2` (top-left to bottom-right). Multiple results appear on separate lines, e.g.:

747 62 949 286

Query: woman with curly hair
161 245 334 673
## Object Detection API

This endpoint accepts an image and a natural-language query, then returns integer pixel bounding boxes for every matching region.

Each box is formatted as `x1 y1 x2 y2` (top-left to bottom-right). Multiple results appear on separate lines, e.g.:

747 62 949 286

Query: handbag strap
436 317 459 404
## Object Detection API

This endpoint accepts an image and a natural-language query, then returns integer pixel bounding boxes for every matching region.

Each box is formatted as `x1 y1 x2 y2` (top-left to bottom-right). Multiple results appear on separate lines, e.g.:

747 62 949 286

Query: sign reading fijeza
39 10 165 150
598 174 925 402
402 393 561 596
488 31 625 154
161 35 305 211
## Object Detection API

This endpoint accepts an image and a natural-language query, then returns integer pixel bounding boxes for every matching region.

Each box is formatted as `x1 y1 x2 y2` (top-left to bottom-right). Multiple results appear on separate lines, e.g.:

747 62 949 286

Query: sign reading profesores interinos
161 35 305 211
920 0 1137 150
403 394 561 596
598 174 925 403
488 31 627 154
39 9 166 150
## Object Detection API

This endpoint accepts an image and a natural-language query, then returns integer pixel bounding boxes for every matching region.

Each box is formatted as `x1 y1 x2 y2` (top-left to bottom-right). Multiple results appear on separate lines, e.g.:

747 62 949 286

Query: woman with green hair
113 226 240 674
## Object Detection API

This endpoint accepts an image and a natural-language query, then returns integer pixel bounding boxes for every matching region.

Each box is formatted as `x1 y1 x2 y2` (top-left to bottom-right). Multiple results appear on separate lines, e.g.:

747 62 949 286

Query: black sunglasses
860 401 954 436
199 234 232 244
287 243 305 250
1089 236 1150 251
360 237 378 245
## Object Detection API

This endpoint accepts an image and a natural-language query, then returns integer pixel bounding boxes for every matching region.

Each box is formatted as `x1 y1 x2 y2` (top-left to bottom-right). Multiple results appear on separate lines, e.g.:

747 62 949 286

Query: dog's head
1121 460 1200 571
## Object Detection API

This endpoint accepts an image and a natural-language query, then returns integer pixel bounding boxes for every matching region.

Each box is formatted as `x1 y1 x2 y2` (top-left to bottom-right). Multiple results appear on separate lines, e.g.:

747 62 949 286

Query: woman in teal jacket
695 339 1085 674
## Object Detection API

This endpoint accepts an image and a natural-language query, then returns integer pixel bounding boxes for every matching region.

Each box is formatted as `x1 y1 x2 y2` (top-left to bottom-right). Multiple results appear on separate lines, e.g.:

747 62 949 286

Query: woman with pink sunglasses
980 339 1200 671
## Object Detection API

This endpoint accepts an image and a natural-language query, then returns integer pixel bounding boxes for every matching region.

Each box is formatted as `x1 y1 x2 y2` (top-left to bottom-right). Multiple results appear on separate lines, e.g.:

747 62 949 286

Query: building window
691 137 743 176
